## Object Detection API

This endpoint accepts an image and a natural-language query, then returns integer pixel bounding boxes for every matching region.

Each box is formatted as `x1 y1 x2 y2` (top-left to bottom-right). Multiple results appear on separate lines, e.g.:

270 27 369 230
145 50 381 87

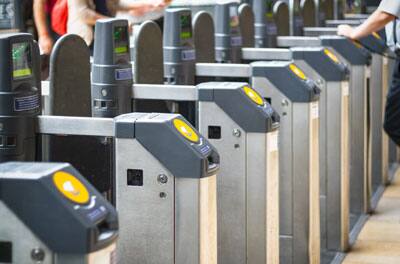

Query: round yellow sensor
289 63 307 80
372 32 381 39
324 48 340 64
173 118 200 143
53 171 90 204
352 40 363 49
243 86 265 106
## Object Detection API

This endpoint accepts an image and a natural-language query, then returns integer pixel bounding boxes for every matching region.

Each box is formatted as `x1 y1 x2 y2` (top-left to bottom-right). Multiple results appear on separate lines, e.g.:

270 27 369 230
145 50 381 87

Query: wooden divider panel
239 3 255 47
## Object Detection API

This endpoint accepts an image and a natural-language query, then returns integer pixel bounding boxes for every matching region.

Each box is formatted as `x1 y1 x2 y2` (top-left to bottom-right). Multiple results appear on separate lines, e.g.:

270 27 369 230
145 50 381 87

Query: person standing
338 0 400 146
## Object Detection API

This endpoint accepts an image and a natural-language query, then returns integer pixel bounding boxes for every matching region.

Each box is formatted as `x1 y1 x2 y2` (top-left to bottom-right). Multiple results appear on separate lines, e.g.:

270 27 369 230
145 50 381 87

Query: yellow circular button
243 86 264 106
53 171 90 204
289 63 307 80
372 32 381 40
324 48 340 64
173 119 200 143
352 40 363 49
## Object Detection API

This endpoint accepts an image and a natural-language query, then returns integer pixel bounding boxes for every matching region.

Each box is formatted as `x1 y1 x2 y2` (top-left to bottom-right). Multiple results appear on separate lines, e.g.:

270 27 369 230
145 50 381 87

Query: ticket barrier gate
303 27 395 207
307 25 400 183
318 0 328 26
0 162 118 264
241 46 351 261
128 17 282 264
277 36 371 239
252 0 282 48
327 0 346 19
0 0 24 34
282 0 304 35
204 5 351 262
1 32 220 264
170 8 322 264
250 0 317 50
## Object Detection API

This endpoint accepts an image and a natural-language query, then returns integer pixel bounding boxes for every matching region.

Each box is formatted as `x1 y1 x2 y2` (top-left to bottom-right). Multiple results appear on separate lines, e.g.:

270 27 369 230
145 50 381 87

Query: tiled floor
343 169 400 264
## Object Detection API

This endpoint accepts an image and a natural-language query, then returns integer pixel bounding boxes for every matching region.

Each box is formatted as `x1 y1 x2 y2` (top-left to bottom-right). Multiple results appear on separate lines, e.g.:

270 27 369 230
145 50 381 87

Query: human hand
337 24 356 39
38 34 54 55
129 2 156 16
150 0 171 10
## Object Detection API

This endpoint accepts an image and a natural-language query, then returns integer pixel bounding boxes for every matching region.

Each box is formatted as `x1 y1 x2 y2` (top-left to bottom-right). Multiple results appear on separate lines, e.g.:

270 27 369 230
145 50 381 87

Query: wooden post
340 82 350 251
309 102 321 264
266 130 280 263
200 175 218 264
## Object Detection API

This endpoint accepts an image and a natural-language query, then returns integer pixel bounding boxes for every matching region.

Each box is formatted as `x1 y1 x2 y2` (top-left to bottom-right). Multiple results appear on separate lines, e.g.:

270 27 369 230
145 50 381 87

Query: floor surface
343 169 400 264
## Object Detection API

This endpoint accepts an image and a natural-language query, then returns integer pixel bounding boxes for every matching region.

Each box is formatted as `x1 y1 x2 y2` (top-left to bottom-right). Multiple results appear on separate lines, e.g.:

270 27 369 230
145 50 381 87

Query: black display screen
180 14 192 40
113 26 128 54
12 42 32 79
266 0 274 17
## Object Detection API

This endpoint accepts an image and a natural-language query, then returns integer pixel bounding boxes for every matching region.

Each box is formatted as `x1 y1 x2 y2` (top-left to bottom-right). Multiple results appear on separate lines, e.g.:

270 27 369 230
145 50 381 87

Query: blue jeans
384 59 400 147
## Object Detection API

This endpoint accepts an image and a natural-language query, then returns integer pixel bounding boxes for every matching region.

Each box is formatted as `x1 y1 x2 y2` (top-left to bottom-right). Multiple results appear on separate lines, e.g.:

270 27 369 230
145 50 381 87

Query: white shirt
379 0 400 52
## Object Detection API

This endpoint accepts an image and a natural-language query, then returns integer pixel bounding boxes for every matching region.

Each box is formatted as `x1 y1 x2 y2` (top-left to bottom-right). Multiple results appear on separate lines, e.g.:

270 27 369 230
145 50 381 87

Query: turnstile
303 27 394 208
243 47 350 262
1 32 221 264
131 15 282 264
0 32 40 162
91 19 133 118
115 113 220 264
277 36 371 244
284 0 304 35
252 0 279 48
182 7 322 263
206 5 351 261
0 0 24 33
0 162 118 264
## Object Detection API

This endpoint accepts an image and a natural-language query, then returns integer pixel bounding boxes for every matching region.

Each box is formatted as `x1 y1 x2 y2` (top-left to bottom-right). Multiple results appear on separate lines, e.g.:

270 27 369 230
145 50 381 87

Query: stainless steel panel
325 81 349 252
116 139 175 264
241 47 293 61
247 132 279 264
348 66 368 217
198 102 247 264
252 75 316 264
276 36 320 47
0 201 53 264
252 76 294 237
132 84 198 101
292 103 315 264
175 178 200 264
195 63 251 77
37 116 114 137
369 54 384 207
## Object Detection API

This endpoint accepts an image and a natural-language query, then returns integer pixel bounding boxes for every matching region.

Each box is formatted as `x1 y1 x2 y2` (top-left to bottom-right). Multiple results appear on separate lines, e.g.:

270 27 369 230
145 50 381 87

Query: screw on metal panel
31 248 45 262
101 89 107 97
234 144 240 149
281 99 289 107
157 174 168 184
232 129 241 137
316 79 324 86
159 192 167 199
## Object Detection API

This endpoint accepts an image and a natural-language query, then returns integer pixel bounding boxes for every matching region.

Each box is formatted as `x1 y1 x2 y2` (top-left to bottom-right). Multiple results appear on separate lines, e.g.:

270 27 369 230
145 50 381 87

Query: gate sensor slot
208 126 221 139
0 241 12 263
127 169 143 186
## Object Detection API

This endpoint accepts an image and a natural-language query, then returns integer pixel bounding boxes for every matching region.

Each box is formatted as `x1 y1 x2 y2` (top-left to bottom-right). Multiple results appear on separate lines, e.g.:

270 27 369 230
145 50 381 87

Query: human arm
118 0 171 16
338 9 396 39
33 0 53 54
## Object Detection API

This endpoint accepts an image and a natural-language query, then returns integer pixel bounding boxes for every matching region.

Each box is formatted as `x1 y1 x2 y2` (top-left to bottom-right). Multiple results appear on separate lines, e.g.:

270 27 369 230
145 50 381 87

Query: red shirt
45 0 58 13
